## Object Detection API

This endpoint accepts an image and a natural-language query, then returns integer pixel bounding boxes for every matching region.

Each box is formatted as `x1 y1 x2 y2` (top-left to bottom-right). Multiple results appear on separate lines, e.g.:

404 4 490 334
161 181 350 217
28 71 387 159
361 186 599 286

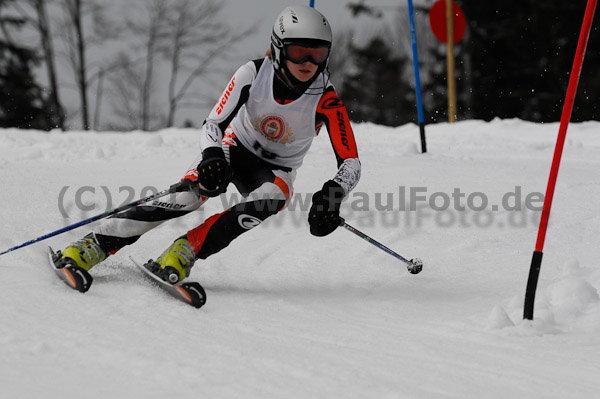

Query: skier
53 5 361 288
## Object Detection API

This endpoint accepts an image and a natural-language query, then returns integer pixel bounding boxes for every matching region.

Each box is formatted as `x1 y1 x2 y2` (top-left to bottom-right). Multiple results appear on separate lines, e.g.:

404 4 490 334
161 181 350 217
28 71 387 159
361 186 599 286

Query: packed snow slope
1 119 599 399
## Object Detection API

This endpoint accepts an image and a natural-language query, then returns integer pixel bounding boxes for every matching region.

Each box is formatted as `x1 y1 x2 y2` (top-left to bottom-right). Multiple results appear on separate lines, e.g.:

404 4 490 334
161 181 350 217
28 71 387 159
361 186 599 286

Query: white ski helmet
270 5 332 80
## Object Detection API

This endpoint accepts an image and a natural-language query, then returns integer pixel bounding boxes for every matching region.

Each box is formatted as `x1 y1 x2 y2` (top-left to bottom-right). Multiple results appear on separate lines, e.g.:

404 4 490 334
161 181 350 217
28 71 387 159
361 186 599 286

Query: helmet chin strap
281 68 303 88
276 62 323 95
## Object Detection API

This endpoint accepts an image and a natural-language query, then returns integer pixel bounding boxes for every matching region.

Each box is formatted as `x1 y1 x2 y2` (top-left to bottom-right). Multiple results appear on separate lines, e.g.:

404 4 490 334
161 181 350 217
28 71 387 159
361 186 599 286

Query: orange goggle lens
284 44 329 65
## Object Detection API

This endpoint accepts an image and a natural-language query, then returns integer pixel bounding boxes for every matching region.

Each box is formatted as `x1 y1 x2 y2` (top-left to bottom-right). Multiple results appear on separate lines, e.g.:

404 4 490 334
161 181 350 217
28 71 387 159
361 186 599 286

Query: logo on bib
254 115 295 144
260 116 285 140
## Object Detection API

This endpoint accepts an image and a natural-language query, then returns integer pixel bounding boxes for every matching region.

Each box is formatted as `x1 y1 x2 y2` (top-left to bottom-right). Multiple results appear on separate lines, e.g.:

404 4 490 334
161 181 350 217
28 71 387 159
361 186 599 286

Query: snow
1 119 599 398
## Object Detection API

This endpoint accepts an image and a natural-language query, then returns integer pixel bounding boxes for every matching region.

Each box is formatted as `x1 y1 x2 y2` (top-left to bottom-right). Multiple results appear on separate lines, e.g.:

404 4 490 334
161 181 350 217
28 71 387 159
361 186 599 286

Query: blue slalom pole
0 180 195 257
309 0 315 7
407 0 427 153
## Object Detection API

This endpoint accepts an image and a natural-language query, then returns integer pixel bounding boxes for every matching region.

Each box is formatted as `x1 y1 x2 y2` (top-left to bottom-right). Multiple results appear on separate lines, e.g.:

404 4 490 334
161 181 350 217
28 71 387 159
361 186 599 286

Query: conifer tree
341 37 415 126
0 0 53 129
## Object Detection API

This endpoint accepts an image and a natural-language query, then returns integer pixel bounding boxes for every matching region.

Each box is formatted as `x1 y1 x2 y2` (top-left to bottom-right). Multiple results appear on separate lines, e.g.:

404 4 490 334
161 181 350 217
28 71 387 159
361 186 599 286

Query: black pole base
419 122 427 153
523 250 544 320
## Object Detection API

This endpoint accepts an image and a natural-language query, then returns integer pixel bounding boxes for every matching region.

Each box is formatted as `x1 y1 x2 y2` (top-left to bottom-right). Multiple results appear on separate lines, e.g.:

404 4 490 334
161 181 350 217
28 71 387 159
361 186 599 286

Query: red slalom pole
523 0 598 320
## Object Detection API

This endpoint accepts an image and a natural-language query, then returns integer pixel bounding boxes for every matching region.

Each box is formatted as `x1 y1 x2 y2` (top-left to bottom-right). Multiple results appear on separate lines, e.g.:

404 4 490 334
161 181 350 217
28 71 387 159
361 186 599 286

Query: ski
129 256 206 309
47 246 93 293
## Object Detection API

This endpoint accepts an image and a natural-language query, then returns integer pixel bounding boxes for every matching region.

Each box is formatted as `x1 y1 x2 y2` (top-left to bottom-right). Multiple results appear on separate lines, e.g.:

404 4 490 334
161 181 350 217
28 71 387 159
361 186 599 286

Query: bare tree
110 0 255 130
161 0 255 127
115 0 170 131
4 0 65 128
0 0 19 45
140 0 169 131
6 0 121 130
30 0 65 129
85 53 144 130
55 0 119 130
59 0 90 129
107 51 166 130
109 53 144 130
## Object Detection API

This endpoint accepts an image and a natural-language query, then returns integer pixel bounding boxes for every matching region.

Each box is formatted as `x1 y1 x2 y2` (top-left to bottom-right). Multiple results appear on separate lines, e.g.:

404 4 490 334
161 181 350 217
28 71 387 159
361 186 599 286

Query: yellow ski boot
59 233 107 271
144 237 196 284
50 233 107 292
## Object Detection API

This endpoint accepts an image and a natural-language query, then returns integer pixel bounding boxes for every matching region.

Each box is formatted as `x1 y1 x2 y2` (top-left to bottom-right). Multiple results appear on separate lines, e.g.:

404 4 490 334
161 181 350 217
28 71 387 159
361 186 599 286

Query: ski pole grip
170 179 200 193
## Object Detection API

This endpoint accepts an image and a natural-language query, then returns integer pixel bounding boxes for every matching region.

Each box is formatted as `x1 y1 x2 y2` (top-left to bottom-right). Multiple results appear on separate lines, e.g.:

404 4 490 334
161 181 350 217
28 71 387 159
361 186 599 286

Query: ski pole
0 180 197 257
339 218 423 274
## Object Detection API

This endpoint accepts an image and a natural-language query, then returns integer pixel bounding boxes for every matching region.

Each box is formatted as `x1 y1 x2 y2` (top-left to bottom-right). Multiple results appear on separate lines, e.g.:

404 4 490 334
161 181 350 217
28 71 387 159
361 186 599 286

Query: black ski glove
308 180 345 237
196 147 233 197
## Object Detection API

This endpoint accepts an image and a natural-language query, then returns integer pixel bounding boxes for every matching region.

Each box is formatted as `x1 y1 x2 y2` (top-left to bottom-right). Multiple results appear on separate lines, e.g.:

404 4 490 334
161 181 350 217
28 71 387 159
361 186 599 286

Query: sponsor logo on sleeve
336 110 351 151
322 97 343 109
151 201 187 210
215 77 236 115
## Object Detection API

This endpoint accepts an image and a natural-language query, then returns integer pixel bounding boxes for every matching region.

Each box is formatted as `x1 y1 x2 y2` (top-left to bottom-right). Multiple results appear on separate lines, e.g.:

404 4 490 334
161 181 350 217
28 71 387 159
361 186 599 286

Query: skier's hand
308 180 345 237
196 147 233 197
174 178 197 193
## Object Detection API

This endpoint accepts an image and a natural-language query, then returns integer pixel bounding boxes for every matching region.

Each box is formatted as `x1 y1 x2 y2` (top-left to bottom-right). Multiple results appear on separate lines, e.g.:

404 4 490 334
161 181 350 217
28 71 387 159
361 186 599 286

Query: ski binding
130 256 206 309
47 246 93 293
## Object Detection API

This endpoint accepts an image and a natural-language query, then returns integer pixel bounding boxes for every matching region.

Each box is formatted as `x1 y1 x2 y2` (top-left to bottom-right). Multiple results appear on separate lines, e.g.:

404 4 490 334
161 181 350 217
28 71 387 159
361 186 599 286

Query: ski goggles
284 43 330 65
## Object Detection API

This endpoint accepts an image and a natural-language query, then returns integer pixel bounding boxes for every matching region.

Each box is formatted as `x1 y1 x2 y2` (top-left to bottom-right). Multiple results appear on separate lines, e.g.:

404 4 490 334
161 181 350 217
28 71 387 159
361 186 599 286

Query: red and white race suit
93 57 361 260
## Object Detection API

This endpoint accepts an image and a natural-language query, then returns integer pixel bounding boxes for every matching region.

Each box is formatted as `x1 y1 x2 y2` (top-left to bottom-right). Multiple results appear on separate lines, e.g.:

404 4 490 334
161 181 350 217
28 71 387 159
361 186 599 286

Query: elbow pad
199 121 223 150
